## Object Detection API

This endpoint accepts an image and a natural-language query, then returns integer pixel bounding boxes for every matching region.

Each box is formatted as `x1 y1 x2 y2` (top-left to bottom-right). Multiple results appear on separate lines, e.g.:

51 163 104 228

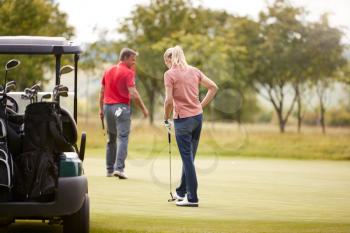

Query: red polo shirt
101 62 135 105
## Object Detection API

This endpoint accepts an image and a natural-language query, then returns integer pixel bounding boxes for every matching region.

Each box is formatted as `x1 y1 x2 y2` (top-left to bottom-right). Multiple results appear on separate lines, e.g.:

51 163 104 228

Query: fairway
4 154 350 233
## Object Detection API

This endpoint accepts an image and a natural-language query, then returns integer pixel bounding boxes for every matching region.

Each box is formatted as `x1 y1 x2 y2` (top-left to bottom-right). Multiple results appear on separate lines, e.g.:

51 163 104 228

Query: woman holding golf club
163 46 218 207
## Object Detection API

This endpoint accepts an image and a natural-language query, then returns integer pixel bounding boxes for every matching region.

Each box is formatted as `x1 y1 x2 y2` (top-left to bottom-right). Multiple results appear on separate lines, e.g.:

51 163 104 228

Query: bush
327 108 350 126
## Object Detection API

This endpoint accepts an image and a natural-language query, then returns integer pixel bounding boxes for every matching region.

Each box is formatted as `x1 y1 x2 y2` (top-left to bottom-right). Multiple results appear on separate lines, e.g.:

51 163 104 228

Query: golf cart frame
0 36 89 233
0 36 80 122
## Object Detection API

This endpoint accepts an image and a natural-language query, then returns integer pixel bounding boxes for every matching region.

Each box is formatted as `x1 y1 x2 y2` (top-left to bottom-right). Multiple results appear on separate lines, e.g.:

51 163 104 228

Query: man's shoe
106 172 114 177
176 198 198 207
113 170 128 179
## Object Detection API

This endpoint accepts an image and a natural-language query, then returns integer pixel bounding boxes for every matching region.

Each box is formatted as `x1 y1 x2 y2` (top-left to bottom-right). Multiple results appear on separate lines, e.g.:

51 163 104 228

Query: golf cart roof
0 36 82 55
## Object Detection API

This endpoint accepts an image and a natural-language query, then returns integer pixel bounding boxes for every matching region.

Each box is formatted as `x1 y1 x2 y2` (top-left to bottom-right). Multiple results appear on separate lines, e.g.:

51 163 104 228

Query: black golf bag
14 102 73 201
0 99 14 202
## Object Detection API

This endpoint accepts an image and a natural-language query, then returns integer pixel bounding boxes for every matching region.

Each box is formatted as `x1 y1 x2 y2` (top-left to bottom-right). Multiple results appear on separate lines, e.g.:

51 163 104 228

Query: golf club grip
168 132 171 143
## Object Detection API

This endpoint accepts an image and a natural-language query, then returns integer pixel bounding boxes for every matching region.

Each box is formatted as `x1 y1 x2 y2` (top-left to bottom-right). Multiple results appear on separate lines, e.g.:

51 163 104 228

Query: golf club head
5 59 20 71
57 85 69 92
60 65 74 76
5 80 16 87
54 90 68 101
58 91 68 97
41 93 52 102
30 83 41 92
5 80 16 92
5 83 16 93
52 85 68 95
167 192 176 202
42 93 51 99
24 88 33 95
21 94 30 100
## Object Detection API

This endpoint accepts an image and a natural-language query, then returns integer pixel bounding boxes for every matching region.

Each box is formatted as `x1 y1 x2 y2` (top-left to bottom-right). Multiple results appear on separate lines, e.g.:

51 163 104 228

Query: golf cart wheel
0 217 13 228
63 194 89 233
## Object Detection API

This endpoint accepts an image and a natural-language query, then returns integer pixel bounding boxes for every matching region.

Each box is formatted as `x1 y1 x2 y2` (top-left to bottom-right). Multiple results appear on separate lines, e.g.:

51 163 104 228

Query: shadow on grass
0 221 146 233
1 218 350 233
0 222 61 233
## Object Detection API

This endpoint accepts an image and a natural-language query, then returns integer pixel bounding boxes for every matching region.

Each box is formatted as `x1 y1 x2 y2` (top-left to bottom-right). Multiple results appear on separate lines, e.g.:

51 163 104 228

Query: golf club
40 93 51 102
23 88 36 103
1 81 18 113
21 94 30 101
167 132 176 202
4 81 16 94
58 90 68 97
30 83 41 102
54 65 74 104
101 116 105 136
52 85 68 96
22 88 33 103
30 83 41 92
60 65 74 76
53 85 68 102
4 59 20 88
53 90 68 102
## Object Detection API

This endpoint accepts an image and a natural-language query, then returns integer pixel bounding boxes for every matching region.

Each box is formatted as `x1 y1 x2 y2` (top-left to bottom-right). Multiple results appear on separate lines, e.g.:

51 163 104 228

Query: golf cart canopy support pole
55 54 61 86
74 54 79 124
55 54 61 105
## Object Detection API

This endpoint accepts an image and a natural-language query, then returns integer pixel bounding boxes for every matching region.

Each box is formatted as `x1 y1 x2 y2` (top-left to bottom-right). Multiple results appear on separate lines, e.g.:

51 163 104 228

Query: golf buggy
0 36 89 233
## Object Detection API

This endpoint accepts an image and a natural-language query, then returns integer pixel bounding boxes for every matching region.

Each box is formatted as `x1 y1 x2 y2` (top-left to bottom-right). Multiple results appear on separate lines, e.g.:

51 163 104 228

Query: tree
116 0 193 123
118 0 244 123
0 0 74 89
306 14 346 134
250 0 305 133
221 16 262 125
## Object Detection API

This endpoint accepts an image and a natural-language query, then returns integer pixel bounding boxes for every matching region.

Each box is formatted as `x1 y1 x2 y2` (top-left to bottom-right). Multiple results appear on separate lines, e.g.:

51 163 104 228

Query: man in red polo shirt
99 48 148 179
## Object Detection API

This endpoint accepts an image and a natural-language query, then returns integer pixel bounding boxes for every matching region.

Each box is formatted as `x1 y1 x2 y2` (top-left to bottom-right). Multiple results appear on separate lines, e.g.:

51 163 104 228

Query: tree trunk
262 85 296 134
295 86 302 133
277 111 286 133
320 101 326 134
236 108 242 126
236 89 243 127
316 82 327 134
148 91 155 125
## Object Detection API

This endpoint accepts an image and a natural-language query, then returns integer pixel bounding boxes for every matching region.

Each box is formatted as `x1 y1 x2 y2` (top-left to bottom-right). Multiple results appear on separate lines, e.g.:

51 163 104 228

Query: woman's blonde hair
163 45 188 68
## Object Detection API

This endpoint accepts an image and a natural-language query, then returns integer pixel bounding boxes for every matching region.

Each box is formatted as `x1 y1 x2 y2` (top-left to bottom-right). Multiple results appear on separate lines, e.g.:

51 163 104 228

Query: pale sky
57 0 350 44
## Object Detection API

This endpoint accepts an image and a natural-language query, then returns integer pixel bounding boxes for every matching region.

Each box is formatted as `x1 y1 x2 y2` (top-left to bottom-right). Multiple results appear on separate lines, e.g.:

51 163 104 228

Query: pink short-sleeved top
164 66 204 119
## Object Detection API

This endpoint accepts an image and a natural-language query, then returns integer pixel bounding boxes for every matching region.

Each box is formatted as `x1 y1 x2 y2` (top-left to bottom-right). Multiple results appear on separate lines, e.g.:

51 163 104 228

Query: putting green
4 156 350 233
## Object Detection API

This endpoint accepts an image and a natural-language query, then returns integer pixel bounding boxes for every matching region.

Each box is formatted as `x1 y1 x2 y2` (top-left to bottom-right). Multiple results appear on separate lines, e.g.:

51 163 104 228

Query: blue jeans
174 114 202 203
104 104 131 173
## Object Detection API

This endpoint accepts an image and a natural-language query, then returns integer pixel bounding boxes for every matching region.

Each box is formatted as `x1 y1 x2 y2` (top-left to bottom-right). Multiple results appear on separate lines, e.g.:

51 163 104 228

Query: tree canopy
0 0 74 89
81 0 348 131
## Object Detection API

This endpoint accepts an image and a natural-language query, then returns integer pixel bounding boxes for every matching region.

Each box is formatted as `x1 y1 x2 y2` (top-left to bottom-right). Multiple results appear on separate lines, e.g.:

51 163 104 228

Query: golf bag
0 101 14 202
6 114 24 158
14 102 72 201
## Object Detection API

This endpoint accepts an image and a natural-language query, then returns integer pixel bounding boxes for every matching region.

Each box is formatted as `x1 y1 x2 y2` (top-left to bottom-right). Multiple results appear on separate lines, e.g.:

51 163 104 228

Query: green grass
4 120 349 232
82 119 350 160
4 157 350 233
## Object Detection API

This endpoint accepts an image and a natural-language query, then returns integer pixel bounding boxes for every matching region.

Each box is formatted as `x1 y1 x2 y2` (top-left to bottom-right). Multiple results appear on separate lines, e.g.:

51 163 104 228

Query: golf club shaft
101 116 105 136
168 132 172 197
101 117 105 130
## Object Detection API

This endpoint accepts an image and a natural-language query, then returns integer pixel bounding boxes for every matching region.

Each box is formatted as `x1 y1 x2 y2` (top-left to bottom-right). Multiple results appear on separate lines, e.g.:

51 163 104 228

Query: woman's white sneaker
176 198 198 207
173 193 185 201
